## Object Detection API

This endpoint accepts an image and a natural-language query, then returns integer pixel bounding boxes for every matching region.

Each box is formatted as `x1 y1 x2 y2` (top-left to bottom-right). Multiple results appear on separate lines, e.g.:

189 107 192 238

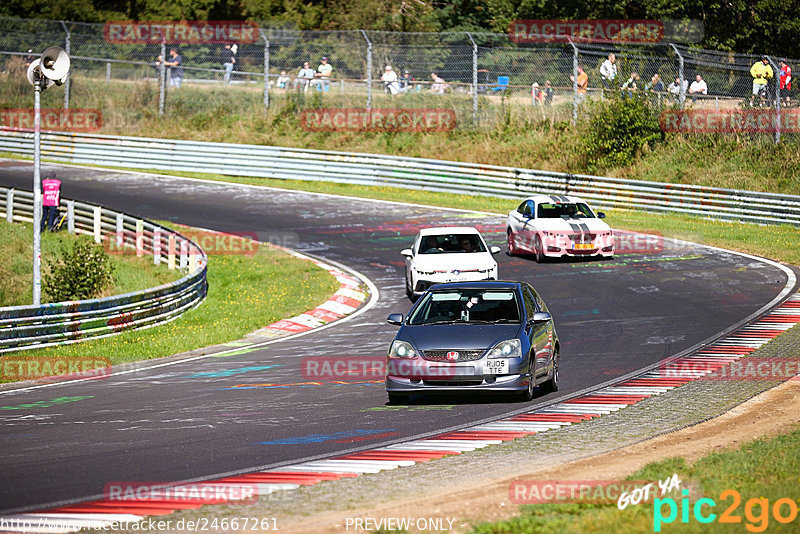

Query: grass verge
471 423 800 533
0 219 180 307
0 224 339 377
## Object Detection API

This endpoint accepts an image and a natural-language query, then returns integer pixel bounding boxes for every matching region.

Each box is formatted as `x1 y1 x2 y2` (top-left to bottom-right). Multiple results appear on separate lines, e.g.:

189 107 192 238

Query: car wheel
404 270 413 298
534 235 546 264
540 351 559 393
388 392 409 404
506 228 517 256
515 368 535 402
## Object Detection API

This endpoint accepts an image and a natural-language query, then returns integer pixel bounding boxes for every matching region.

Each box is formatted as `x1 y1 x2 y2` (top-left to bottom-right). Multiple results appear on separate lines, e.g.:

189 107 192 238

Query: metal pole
670 44 685 108
767 55 780 144
159 41 166 116
259 28 270 111
467 32 478 127
33 80 42 305
60 21 70 109
568 39 578 125
361 30 372 112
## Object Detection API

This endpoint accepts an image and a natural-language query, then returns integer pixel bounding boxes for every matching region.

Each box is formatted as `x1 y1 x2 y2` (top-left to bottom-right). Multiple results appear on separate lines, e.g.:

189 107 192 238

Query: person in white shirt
599 53 617 89
381 65 401 95
293 61 316 91
276 70 291 89
688 74 708 102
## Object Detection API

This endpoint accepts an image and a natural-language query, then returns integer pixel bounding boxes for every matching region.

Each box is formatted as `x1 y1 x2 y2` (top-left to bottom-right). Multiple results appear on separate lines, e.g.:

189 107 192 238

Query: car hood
532 217 611 233
412 253 496 271
400 324 522 351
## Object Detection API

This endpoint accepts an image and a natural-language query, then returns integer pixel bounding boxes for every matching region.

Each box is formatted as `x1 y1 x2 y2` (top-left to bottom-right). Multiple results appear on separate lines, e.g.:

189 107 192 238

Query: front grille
423 380 484 387
422 350 485 362
569 233 596 242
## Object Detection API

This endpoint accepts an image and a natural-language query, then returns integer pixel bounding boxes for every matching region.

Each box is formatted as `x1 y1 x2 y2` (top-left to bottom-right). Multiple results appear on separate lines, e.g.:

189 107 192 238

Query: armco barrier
0 186 207 353
1 129 799 226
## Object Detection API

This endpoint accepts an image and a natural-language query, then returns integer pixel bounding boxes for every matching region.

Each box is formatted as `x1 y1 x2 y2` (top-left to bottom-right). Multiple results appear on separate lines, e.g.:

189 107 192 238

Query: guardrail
1 129 799 226
0 186 207 353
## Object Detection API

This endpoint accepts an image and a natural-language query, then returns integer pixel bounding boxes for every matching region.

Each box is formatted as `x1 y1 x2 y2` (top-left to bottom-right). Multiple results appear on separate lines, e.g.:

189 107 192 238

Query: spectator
315 56 332 91
620 72 640 97
153 54 164 78
381 65 401 95
222 43 236 86
667 76 688 102
531 82 543 106
543 80 553 106
24 49 35 69
645 73 664 92
779 60 792 105
599 53 617 89
570 66 588 102
293 61 316 91
164 48 183 88
399 70 415 91
688 74 708 102
276 70 291 89
750 56 774 106
430 72 448 94
41 172 61 232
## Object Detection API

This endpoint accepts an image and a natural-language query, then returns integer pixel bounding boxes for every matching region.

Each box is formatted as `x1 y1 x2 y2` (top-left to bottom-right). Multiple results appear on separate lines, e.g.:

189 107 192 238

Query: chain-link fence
0 16 796 141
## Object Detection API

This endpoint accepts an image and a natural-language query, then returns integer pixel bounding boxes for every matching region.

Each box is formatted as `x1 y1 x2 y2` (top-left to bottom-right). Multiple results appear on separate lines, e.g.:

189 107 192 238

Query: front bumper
385 357 530 392
413 270 497 295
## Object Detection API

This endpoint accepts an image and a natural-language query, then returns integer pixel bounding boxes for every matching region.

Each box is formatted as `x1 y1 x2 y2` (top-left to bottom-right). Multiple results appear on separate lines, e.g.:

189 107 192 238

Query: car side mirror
529 312 551 324
597 212 606 219
490 246 501 255
387 313 404 325
400 248 413 258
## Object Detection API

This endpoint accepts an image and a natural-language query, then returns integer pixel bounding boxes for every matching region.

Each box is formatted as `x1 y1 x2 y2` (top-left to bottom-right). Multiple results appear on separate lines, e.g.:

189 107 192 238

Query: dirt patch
282 379 800 533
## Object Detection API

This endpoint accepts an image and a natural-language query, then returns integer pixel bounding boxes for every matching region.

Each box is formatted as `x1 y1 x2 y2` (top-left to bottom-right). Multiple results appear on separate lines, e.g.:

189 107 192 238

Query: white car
402 227 501 299
506 194 614 262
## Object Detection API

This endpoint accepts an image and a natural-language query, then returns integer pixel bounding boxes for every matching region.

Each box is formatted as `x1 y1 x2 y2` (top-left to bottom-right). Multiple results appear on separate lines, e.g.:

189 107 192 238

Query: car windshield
537 202 595 219
419 234 487 254
408 289 521 325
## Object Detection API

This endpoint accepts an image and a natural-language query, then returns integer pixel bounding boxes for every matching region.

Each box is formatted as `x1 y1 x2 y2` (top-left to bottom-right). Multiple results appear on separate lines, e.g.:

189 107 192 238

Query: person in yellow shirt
750 56 774 106
570 66 589 102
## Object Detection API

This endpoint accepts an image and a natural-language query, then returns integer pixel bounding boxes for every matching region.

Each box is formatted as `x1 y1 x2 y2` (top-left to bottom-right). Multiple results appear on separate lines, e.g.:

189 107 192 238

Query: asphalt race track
0 161 794 513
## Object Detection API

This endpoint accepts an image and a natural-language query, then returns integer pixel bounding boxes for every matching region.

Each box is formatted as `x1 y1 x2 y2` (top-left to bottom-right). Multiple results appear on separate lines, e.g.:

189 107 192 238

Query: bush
44 237 115 302
582 95 664 171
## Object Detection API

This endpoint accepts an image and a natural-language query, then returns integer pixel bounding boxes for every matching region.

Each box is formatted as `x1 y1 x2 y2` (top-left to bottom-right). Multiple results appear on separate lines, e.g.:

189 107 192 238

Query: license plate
485 359 509 375
573 243 593 250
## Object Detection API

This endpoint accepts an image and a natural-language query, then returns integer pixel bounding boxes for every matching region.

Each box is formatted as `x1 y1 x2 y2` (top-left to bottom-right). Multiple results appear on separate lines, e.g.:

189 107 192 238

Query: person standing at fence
750 56 773 106
276 70 291 89
599 53 617 89
570 66 588 102
41 172 61 233
294 61 316 91
382 65 401 95
688 74 708 103
222 43 236 86
315 57 332 91
164 48 183 88
779 60 792 105
430 72 448 94
620 72 640 97
543 80 553 106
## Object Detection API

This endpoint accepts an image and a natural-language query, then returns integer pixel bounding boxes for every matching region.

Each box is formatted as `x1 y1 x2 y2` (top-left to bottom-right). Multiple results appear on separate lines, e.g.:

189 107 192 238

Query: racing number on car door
524 288 549 378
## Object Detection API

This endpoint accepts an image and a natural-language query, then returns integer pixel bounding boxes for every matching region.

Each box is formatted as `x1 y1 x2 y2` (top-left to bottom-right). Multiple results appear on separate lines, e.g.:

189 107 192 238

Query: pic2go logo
653 489 799 532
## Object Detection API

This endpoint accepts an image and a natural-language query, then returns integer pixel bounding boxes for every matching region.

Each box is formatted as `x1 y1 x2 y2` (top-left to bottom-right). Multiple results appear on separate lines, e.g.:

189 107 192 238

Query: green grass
0 219 180 307
470 424 800 533
3 233 339 370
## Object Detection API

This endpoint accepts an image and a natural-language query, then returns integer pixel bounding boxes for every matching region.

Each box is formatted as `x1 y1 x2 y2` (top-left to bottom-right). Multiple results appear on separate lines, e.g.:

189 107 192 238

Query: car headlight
487 339 522 359
388 340 417 359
